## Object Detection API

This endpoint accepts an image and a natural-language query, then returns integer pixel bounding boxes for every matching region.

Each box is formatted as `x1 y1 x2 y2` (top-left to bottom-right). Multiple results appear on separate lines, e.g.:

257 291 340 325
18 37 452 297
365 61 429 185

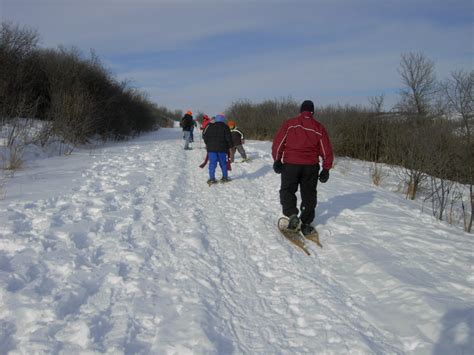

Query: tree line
225 53 473 232
0 22 180 147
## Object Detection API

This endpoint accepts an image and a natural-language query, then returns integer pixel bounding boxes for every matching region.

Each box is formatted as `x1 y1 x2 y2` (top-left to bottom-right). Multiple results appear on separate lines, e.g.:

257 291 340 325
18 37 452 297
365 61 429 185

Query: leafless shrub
226 97 299 140
6 145 23 171
152 105 179 128
0 23 43 120
0 172 6 200
1 142 23 173
0 117 36 174
368 94 385 113
424 177 458 221
462 191 473 233
441 69 473 232
384 121 427 199
33 121 54 147
0 22 38 57
49 88 97 146
4 117 35 148
321 104 389 163
370 162 387 186
447 186 464 226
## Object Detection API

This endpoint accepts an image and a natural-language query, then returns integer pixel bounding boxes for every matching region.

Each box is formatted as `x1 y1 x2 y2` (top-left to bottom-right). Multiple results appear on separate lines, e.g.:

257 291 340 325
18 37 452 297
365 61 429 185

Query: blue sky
1 0 472 115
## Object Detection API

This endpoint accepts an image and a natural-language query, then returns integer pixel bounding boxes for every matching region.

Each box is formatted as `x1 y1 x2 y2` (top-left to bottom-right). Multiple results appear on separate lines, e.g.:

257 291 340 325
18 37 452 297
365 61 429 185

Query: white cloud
2 0 471 114
112 18 471 113
2 0 290 52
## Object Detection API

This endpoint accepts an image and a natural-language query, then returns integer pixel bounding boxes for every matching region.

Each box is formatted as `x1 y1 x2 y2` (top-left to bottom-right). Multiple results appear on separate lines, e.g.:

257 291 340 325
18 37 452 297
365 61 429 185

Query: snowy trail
1 128 472 354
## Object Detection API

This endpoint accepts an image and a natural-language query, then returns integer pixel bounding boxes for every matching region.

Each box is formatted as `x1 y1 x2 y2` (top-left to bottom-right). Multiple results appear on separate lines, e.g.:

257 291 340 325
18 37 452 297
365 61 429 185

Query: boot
287 214 300 230
301 224 316 236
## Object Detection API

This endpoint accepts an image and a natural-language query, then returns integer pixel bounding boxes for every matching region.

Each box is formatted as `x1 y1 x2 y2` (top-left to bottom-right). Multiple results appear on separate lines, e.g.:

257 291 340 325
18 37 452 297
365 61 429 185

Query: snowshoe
301 224 322 248
277 217 310 255
207 179 218 186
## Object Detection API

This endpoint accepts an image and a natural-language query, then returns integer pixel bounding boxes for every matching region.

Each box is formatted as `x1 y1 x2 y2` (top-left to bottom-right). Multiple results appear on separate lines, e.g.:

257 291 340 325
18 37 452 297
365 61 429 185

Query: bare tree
393 53 438 199
442 70 474 232
0 22 38 58
397 52 436 116
443 70 473 141
368 94 385 114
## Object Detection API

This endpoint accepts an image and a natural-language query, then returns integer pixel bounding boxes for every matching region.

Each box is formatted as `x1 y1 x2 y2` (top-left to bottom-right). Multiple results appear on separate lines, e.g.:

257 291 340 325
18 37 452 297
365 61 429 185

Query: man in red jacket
272 100 334 236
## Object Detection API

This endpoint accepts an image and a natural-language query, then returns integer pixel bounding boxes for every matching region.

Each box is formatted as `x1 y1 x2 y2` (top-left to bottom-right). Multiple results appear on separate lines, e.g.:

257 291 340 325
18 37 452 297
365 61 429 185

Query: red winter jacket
272 111 334 169
201 116 211 130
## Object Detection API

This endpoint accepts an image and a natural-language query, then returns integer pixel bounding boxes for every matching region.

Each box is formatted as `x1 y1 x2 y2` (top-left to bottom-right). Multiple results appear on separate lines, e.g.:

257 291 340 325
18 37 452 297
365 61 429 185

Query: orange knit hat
227 120 236 128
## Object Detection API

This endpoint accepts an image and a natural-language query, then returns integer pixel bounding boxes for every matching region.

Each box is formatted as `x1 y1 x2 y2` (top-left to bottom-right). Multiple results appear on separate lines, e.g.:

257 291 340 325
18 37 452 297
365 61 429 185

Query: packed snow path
1 128 472 354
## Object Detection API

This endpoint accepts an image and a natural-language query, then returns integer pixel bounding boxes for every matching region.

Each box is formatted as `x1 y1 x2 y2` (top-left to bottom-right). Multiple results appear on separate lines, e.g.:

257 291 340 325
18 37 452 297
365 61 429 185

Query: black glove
319 168 329 183
273 160 283 174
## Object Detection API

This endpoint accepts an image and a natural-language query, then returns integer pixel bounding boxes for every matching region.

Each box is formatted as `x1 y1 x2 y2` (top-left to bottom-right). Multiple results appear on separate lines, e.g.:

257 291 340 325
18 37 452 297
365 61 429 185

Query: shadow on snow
433 307 474 355
316 191 375 225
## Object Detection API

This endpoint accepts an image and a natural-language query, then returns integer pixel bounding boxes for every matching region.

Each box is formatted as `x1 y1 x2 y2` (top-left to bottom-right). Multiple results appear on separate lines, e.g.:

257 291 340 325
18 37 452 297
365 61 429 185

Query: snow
0 127 473 354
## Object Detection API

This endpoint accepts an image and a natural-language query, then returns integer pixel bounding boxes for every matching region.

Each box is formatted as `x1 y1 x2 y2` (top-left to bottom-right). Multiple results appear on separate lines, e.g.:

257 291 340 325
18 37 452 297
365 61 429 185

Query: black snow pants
279 163 319 225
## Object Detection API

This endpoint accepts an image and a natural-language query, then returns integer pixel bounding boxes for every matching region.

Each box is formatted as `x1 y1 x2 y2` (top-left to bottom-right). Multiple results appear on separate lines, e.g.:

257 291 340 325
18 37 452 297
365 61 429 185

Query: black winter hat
300 100 314 113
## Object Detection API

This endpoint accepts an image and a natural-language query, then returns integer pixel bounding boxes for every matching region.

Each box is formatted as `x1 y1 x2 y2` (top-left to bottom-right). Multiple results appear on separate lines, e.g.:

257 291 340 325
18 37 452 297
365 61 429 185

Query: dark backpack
181 115 193 130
